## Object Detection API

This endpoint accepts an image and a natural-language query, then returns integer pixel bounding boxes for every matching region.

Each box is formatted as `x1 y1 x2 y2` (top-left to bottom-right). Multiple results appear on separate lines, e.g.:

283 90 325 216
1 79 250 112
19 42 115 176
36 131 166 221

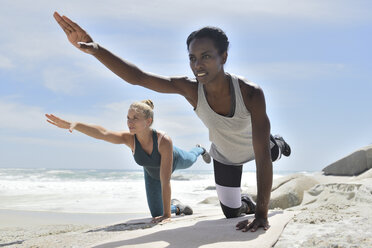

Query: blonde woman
46 100 211 223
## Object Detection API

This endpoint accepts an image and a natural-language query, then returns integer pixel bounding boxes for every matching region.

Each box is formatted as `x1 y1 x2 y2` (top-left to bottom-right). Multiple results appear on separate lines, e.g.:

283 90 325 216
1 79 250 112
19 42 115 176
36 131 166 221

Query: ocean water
0 168 286 214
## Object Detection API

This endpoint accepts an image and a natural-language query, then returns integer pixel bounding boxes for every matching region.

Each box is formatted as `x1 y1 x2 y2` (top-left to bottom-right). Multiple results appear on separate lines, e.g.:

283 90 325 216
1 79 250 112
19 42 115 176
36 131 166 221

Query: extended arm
53 12 196 102
45 114 132 147
152 134 173 223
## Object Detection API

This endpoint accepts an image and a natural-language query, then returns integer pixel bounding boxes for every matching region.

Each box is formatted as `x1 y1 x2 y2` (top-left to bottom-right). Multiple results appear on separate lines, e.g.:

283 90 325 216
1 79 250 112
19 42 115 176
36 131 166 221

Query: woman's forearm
93 45 145 85
255 158 272 219
73 122 109 141
161 181 172 217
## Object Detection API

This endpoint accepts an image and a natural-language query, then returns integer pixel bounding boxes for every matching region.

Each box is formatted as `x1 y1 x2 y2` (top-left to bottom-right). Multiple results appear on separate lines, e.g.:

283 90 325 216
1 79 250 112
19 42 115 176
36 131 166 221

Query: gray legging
143 146 204 217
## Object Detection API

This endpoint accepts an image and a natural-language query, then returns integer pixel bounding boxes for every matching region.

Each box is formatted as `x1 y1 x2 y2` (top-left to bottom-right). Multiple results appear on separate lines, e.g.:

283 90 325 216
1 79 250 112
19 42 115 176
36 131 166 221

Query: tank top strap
152 129 158 151
230 74 249 115
156 130 166 150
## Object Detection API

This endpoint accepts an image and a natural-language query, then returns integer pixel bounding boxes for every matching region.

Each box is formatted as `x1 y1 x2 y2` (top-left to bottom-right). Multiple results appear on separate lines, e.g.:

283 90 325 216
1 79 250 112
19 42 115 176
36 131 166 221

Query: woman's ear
146 118 153 127
222 51 228 64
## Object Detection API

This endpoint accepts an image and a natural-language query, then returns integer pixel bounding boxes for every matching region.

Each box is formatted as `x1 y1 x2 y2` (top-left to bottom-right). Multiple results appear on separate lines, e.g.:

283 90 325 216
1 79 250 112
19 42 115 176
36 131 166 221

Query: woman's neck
204 72 230 97
135 128 153 145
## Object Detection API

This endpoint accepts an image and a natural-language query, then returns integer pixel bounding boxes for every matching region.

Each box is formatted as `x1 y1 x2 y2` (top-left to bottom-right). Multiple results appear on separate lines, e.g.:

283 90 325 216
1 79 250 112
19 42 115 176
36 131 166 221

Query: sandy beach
0 207 295 248
2 171 371 248
1 146 372 247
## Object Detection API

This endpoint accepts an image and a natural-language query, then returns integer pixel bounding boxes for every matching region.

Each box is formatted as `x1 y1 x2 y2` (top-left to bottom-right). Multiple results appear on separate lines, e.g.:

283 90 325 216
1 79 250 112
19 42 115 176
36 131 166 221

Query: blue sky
0 0 371 172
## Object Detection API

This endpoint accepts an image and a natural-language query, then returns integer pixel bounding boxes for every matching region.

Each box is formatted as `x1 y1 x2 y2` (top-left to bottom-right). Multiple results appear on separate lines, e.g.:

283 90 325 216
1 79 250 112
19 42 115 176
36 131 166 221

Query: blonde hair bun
141 99 154 110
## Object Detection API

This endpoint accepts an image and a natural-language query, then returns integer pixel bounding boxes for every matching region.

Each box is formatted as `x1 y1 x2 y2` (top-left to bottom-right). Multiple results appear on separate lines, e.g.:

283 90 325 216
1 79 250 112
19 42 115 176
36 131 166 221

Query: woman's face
188 37 227 84
127 108 151 134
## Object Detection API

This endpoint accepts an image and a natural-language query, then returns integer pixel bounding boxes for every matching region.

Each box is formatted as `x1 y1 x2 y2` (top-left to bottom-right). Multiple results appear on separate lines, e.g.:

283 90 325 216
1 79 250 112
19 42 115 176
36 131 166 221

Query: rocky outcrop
322 145 372 176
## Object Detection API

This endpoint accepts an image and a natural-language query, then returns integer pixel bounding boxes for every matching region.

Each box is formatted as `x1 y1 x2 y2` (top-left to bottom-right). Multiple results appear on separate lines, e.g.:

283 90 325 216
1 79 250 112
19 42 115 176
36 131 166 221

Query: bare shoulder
157 131 172 146
170 76 199 107
237 76 261 97
119 131 134 147
170 76 198 91
237 76 266 112
157 131 173 154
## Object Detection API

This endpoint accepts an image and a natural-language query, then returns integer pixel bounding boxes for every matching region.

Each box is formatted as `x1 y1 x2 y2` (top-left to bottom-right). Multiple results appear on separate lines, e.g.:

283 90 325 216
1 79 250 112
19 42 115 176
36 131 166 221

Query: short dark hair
186 26 229 55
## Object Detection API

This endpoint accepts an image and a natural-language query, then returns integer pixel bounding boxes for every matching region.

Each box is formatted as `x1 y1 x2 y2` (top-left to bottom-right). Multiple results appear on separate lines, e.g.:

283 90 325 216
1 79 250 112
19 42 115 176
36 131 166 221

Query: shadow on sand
92 211 284 248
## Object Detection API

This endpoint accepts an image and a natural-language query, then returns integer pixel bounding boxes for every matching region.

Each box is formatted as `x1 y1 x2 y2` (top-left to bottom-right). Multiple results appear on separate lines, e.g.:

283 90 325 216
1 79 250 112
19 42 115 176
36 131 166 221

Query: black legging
214 135 282 218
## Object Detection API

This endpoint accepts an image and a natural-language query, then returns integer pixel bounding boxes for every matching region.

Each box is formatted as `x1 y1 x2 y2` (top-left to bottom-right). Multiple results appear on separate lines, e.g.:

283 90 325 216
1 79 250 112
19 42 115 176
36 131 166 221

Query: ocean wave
46 170 75 175
171 175 191 181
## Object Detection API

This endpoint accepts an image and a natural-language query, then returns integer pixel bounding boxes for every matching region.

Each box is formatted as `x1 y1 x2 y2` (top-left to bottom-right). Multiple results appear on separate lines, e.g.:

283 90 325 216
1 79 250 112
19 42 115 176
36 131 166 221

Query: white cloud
42 68 82 94
41 60 118 95
50 0 372 26
0 55 14 69
95 1 370 28
0 100 45 130
231 62 346 82
0 0 368 94
0 99 107 131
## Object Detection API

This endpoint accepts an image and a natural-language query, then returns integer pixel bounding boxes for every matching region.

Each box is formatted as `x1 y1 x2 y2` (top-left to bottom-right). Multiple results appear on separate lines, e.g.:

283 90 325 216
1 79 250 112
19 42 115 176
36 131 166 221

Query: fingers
46 119 58 127
45 113 69 130
62 15 85 33
45 113 60 127
155 215 172 223
240 218 270 232
235 219 249 230
53 12 73 34
151 216 170 223
45 113 60 122
242 221 258 232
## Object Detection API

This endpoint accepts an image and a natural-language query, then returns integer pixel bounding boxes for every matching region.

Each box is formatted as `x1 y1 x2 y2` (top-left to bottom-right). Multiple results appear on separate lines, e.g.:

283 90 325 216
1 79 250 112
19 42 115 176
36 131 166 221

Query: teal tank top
133 129 176 180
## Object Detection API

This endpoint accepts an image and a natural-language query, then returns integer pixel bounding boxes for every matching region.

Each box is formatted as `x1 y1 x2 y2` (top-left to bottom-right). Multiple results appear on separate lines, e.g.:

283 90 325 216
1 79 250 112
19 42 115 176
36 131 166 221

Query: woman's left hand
235 216 270 232
151 215 171 223
45 114 75 132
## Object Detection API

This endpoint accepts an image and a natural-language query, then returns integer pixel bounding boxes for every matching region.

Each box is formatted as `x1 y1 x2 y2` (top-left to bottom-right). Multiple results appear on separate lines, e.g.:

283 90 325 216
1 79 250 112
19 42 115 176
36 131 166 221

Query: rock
269 176 319 209
242 174 311 203
351 168 372 181
301 182 372 206
322 145 372 176
204 186 216 190
271 173 306 191
199 196 219 205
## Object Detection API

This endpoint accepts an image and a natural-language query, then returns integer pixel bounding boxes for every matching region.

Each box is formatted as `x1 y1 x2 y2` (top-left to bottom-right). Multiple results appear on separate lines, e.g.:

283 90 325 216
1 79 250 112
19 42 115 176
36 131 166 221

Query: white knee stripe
215 184 241 209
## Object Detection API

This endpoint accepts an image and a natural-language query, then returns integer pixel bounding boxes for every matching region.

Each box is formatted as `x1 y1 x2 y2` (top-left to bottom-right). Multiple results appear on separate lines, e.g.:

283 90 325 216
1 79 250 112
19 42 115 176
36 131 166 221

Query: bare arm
53 12 196 102
152 134 173 223
237 83 272 232
250 88 272 221
45 114 133 147
93 46 192 95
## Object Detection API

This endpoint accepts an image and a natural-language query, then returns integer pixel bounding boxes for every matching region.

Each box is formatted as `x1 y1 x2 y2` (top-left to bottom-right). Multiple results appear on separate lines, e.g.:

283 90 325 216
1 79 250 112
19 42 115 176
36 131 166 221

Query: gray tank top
194 74 255 165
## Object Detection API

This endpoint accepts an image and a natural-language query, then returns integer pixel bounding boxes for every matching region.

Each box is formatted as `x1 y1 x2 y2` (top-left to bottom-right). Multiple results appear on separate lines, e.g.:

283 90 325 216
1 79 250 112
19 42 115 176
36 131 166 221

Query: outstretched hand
45 114 75 132
236 216 270 232
53 12 98 54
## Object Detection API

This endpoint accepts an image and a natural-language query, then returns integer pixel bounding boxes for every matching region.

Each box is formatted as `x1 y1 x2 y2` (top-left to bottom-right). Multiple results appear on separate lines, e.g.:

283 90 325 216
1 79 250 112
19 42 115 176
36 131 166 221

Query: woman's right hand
45 114 75 132
53 11 98 55
151 215 171 224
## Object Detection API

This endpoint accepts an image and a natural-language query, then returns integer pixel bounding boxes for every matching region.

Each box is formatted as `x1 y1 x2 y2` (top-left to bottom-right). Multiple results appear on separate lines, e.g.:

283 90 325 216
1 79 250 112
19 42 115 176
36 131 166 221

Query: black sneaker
171 199 193 215
241 194 256 214
196 144 211 164
274 135 291 157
